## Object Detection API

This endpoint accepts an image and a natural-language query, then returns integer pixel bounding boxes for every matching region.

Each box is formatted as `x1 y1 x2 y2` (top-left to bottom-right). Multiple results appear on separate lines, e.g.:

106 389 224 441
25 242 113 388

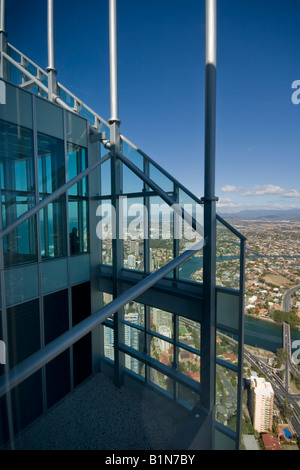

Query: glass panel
42 258 68 295
178 317 201 351
216 364 238 432
36 98 64 140
123 301 145 328
123 197 144 271
66 112 87 147
0 83 33 129
5 264 39 307
150 307 173 337
102 292 113 322
149 335 173 366
178 347 201 383
216 219 241 290
67 143 89 254
149 367 174 394
177 384 200 409
216 329 239 366
216 291 240 331
98 199 113 265
100 159 111 196
121 140 144 171
149 163 173 193
124 354 145 378
149 196 174 272
122 164 144 194
103 325 114 361
0 120 37 267
124 324 145 353
178 190 204 283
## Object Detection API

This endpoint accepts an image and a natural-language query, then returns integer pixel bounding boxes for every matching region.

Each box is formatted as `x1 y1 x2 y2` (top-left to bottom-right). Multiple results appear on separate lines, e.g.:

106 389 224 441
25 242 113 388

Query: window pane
216 364 238 432
178 347 200 383
123 197 144 271
178 317 201 351
149 196 174 272
0 120 37 266
67 143 89 254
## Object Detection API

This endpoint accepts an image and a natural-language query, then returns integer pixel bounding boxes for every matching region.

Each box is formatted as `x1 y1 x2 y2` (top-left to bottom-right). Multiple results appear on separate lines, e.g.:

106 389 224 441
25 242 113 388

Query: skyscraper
249 377 274 433
0 0 245 450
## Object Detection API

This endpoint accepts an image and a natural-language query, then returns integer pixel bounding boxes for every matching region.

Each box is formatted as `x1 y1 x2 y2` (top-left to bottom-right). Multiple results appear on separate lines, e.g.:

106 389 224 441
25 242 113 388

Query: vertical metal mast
46 0 57 101
0 0 7 79
201 0 218 448
109 0 120 125
108 0 123 387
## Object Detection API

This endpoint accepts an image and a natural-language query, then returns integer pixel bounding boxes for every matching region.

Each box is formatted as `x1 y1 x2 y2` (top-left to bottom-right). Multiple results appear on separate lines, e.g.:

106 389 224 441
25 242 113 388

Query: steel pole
0 0 7 79
200 0 217 446
46 0 57 100
109 0 120 124
0 0 5 33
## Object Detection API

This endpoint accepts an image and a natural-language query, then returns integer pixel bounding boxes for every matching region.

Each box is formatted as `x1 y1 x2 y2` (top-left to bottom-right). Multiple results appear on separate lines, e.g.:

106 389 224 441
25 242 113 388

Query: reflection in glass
216 220 241 290
37 133 67 259
123 301 145 328
177 383 200 409
178 347 200 383
149 367 174 394
216 329 239 366
149 196 174 272
103 325 114 361
0 120 38 266
178 317 201 351
67 143 89 254
124 353 145 378
216 364 238 432
122 197 144 270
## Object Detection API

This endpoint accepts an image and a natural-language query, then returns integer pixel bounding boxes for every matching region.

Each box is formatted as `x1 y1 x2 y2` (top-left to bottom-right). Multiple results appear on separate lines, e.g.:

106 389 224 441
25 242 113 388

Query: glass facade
0 64 244 450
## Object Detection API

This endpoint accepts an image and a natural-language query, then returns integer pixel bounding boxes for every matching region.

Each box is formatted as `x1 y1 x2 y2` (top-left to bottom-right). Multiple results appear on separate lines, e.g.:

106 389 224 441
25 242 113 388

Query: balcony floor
9 371 182 450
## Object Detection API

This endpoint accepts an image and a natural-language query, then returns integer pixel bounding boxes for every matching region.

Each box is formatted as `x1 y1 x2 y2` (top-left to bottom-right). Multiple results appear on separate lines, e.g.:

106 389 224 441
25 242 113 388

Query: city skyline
4 0 300 213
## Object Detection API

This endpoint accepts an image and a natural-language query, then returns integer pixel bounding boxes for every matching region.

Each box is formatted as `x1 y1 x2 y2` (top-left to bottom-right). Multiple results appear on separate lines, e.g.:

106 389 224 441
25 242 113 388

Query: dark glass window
7 299 40 368
67 143 89 255
43 289 69 344
0 119 38 267
37 133 67 259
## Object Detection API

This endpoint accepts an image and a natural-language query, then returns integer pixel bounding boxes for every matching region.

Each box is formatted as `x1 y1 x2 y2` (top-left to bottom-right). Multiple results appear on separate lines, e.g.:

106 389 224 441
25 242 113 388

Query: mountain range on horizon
219 208 300 221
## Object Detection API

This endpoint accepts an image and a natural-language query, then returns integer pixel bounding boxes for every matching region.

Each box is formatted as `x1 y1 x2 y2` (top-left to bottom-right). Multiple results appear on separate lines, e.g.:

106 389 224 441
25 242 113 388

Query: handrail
0 238 205 397
120 134 203 206
0 147 204 241
115 148 204 238
2 51 49 94
0 152 112 240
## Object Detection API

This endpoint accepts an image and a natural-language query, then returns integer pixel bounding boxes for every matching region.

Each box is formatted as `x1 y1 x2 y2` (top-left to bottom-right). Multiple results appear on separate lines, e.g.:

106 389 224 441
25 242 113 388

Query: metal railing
0 238 205 398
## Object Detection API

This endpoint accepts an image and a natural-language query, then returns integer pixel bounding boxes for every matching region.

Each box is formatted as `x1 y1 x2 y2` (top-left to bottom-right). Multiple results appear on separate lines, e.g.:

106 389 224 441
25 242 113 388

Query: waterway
179 255 300 354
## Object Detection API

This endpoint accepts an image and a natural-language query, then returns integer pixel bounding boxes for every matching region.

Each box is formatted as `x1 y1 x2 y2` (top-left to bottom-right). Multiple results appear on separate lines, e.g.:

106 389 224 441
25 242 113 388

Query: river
179 255 300 354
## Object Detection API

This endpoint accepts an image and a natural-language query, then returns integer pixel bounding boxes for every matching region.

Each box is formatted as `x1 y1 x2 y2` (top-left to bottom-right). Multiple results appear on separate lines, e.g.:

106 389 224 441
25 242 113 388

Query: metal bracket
201 196 219 202
89 131 106 143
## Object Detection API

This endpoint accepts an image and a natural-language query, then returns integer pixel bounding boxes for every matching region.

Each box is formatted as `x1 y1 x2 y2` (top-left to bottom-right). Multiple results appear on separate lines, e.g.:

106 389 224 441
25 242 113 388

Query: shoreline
244 312 300 332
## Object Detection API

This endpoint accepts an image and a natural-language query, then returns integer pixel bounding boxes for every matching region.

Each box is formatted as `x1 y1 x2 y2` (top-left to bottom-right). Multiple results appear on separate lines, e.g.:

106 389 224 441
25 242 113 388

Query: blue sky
5 0 300 213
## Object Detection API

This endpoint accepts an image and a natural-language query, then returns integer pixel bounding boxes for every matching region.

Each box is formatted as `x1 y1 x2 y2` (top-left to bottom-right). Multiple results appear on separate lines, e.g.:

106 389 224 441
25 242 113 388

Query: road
282 284 300 312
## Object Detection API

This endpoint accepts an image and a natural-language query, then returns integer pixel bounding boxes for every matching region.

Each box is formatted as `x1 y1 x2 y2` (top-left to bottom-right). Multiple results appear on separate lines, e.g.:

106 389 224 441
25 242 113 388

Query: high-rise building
249 377 274 433
0 0 245 450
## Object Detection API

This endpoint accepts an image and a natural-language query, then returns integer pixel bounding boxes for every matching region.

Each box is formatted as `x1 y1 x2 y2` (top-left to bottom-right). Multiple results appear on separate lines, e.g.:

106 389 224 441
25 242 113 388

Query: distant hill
219 208 300 221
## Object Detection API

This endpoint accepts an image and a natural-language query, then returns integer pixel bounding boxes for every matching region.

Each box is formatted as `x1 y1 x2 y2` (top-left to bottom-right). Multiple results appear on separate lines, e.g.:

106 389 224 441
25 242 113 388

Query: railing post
200 0 218 448
108 0 123 387
46 0 57 101
0 0 8 80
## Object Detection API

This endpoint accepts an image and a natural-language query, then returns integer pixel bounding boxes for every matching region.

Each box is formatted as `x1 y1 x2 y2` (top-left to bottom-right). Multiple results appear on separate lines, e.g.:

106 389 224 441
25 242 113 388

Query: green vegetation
272 310 300 328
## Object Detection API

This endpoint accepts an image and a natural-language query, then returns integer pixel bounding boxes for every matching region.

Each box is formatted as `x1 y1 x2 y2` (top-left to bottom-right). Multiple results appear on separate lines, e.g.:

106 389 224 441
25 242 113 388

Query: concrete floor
9 372 182 450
